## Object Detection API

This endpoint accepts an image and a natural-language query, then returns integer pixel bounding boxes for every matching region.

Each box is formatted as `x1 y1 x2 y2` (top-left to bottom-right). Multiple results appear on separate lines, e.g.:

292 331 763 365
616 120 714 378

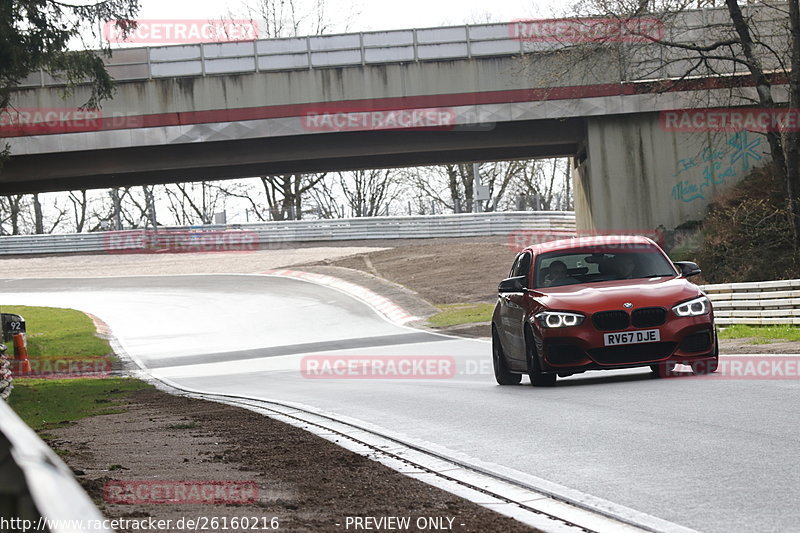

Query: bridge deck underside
0 119 584 193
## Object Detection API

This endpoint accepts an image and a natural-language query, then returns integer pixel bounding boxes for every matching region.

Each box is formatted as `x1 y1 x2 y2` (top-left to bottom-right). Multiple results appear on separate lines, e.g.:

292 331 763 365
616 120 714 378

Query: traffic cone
12 333 30 373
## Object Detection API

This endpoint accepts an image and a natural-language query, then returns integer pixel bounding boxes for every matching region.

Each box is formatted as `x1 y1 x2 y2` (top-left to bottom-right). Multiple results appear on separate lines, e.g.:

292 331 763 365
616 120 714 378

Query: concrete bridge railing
20 22 529 87
19 5 787 88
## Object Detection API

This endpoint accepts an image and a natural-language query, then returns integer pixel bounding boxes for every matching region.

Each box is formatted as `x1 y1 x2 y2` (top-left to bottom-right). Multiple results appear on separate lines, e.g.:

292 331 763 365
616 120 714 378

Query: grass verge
428 303 494 328
2 305 113 361
2 305 148 434
718 324 800 344
8 378 151 432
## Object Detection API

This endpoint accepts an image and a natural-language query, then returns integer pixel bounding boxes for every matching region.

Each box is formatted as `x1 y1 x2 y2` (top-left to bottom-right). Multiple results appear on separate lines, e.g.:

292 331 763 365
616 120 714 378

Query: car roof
522 234 660 254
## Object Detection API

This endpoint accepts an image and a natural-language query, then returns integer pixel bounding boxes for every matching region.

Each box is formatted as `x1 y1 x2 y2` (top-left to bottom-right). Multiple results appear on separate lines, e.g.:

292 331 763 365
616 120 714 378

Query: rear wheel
525 329 556 387
492 329 521 385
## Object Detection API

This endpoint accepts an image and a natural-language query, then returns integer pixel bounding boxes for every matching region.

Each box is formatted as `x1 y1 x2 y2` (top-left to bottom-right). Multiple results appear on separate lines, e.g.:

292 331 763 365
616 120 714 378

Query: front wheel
526 331 556 387
692 354 719 375
492 331 521 385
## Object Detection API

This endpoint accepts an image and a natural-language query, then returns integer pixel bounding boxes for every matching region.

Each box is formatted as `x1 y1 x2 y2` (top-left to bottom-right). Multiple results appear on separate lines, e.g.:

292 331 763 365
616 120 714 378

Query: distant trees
0 159 573 234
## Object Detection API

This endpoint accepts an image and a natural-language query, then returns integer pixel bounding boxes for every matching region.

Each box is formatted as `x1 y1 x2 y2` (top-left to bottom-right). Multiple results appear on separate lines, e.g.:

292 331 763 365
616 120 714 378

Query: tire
525 329 556 387
691 358 718 374
492 329 521 385
650 362 676 378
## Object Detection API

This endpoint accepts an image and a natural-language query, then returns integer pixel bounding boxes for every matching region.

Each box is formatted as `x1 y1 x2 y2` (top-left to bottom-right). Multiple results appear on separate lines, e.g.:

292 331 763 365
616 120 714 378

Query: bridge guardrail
702 280 800 325
18 6 785 87
0 211 577 255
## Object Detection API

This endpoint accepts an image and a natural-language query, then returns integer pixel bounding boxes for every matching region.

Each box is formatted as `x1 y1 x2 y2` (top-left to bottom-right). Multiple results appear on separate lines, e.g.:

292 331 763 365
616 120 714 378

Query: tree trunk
787 0 800 256
33 194 44 234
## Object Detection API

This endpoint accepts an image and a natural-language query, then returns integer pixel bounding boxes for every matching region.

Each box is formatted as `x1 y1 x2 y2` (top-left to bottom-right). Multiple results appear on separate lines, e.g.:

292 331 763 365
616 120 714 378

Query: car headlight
535 311 585 328
672 296 711 317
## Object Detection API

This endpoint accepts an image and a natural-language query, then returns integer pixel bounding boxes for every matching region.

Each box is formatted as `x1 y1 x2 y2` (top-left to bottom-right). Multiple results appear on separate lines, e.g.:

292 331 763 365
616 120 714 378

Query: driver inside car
543 260 579 287
614 254 637 279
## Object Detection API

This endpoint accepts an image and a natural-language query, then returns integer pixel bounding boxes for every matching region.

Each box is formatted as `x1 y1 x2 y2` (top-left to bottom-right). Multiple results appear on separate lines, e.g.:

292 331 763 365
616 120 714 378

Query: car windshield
534 247 677 288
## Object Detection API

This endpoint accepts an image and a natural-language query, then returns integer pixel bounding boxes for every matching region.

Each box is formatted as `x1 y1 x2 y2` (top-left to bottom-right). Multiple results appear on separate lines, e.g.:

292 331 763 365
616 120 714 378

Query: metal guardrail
0 211 577 255
17 5 786 87
702 279 800 325
0 399 113 533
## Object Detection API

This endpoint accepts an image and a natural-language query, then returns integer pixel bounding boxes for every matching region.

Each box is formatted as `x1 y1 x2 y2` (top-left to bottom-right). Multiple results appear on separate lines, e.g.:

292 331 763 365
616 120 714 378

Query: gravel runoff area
49 387 538 533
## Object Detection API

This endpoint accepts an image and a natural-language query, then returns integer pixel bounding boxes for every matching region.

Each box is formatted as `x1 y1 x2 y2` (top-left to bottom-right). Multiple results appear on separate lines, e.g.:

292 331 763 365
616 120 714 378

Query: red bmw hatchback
491 235 718 386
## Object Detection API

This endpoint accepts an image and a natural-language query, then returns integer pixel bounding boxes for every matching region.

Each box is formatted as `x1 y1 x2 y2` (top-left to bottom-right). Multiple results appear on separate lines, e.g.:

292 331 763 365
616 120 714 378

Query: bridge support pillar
574 112 771 233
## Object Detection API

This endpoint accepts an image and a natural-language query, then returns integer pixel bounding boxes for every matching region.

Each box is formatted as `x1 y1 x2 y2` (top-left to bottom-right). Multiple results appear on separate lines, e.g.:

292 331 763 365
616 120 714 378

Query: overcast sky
128 0 561 37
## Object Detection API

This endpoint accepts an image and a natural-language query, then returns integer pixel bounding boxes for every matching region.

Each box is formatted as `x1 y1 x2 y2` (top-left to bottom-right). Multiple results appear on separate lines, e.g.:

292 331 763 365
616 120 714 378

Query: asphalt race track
2 275 798 533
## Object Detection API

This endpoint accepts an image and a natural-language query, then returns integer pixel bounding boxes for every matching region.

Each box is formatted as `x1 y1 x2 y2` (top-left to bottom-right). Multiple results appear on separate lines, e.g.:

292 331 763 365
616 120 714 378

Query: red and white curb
262 269 420 325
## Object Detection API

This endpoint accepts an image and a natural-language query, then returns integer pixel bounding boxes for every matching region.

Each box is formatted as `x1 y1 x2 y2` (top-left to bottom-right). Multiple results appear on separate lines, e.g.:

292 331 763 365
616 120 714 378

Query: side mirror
1 313 26 343
674 261 702 278
498 275 528 293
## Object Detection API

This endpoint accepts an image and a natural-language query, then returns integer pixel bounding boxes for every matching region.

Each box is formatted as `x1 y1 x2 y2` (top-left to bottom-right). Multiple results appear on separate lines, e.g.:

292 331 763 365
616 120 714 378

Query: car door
502 252 532 365
497 254 522 361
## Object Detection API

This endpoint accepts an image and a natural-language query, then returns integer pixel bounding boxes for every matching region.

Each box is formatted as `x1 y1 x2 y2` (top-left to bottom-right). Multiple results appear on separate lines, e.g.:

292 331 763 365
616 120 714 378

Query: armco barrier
702 279 800 325
0 211 577 255
0 399 113 532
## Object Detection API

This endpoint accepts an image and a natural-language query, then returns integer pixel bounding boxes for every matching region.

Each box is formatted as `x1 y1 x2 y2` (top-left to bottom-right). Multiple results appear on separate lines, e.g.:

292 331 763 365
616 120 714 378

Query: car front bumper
535 314 716 372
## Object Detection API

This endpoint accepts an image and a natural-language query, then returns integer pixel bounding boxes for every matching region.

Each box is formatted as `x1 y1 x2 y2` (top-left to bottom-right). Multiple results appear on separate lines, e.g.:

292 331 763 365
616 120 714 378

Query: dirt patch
48 387 537 533
308 237 515 305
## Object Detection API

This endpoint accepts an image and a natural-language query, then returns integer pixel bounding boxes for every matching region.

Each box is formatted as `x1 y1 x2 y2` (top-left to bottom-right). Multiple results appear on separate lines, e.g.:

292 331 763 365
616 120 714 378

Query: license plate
604 329 660 346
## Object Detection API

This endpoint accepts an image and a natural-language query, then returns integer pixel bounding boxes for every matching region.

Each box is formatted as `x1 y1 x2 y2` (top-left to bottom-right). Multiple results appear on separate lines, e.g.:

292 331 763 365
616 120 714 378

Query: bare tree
0 195 27 235
503 159 573 211
564 0 799 250
404 160 560 214
338 169 399 217
259 174 327 220
68 190 89 233
307 177 346 219
162 182 225 225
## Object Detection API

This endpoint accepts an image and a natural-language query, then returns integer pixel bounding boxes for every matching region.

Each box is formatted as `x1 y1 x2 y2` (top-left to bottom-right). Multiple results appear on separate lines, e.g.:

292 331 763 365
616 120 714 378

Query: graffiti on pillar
671 131 763 203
